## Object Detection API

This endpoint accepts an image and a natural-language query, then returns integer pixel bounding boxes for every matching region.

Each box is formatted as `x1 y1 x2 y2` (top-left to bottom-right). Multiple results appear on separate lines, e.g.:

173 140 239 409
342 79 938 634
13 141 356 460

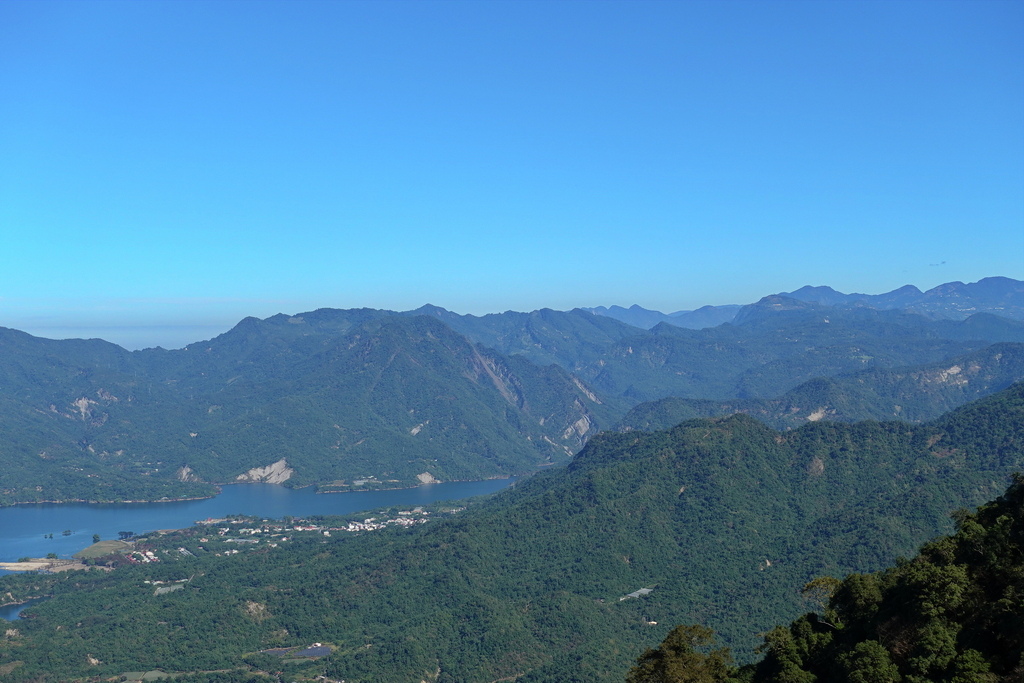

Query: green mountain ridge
3 384 1022 681
413 300 1024 404
0 315 613 505
636 470 1024 682
618 342 1024 431
586 306 1021 403
2 286 1023 505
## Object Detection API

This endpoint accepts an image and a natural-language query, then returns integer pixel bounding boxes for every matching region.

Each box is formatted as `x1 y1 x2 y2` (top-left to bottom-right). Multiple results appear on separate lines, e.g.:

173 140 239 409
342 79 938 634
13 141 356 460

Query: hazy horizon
4 274 1018 350
2 1 1021 348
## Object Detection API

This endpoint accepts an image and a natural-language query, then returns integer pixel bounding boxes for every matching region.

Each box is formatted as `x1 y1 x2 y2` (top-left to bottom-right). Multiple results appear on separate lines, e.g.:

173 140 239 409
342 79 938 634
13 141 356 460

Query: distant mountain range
415 294 1024 403
581 303 742 330
0 276 1022 505
617 342 1024 432
585 276 1024 329
3 276 1024 681
780 275 1024 319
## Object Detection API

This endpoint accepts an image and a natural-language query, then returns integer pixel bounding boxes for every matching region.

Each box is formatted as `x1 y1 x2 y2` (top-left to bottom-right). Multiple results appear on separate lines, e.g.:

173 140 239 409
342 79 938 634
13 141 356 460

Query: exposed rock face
235 458 294 484
416 472 439 484
572 377 602 404
244 600 270 623
562 414 593 440
806 408 829 422
177 465 201 483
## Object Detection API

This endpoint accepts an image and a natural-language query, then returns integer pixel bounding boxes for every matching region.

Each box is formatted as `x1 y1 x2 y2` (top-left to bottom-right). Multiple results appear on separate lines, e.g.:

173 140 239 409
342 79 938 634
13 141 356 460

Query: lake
0 597 47 621
0 479 515 570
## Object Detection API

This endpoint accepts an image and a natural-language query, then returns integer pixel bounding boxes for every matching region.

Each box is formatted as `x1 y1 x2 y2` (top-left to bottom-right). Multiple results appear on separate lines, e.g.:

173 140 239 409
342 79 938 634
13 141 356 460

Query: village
129 506 439 564
2 506 442 574
193 506 433 545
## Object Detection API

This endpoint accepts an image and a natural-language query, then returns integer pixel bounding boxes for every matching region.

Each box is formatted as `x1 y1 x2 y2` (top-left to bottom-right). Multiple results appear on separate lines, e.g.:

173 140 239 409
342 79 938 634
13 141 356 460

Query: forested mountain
147 313 618 483
631 473 1024 682
618 342 1024 431
1 277 1021 506
747 474 1024 683
0 314 613 505
408 304 645 371
0 328 215 504
577 305 1023 403
2 385 1022 682
421 299 1024 403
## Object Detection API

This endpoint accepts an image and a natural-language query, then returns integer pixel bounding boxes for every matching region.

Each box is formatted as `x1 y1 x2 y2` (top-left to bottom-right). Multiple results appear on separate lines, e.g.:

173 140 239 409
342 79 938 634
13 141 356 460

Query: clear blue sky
2 0 1022 349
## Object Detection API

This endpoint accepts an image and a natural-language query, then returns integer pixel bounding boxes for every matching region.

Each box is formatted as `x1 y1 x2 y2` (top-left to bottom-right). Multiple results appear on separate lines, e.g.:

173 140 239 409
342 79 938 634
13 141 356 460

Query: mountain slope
408 304 644 374
0 314 613 504
2 278 1022 504
3 385 1023 681
618 342 1024 431
575 304 1022 403
732 473 1024 682
168 314 613 485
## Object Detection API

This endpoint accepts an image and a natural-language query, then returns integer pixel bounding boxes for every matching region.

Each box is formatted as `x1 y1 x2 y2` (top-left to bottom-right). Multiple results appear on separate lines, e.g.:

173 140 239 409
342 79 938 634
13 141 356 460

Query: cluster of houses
339 514 429 532
123 550 159 564
194 509 434 542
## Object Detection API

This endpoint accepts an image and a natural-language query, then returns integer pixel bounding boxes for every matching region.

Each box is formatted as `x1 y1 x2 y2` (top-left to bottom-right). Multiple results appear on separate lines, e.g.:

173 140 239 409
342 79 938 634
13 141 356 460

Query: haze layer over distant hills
0 277 1021 506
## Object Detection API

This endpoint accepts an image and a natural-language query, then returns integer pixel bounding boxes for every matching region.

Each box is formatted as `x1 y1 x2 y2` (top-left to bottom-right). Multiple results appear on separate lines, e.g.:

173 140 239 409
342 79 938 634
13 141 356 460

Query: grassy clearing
74 540 132 560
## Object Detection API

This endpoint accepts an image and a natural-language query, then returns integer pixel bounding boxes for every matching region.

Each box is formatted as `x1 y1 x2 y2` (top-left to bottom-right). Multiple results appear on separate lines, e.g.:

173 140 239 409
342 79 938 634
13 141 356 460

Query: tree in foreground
630 474 1024 683
627 624 735 683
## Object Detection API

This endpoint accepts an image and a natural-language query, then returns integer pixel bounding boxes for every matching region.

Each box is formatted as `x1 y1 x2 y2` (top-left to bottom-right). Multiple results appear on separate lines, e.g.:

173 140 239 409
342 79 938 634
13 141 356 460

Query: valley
1 277 1023 681
1 278 1022 508
8 1 1021 678
0 479 516 570
0 382 1021 681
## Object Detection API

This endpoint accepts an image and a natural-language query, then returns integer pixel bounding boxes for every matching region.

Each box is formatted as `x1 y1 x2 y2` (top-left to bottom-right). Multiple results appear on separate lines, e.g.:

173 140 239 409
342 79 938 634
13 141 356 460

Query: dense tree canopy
1 385 1022 681
628 625 733 683
631 473 1024 683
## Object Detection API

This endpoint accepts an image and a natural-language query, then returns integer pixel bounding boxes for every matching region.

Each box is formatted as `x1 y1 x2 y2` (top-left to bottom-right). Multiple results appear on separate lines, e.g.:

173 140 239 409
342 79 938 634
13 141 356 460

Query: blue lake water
0 597 47 620
0 479 515 569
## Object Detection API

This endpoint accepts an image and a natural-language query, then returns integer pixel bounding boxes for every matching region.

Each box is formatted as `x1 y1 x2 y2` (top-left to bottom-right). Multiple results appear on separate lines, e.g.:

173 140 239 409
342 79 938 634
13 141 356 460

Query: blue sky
1 0 1022 349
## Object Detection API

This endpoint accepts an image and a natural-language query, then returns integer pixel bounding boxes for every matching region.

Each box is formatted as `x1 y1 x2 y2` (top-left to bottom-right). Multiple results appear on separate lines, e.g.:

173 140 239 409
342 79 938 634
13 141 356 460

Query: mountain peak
410 303 454 318
731 295 821 326
783 285 851 306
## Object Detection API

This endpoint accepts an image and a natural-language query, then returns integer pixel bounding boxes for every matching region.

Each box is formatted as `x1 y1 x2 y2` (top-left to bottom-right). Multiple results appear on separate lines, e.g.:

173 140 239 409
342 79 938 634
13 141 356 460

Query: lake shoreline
0 595 47 609
0 492 220 509
0 478 519 567
0 474 521 508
